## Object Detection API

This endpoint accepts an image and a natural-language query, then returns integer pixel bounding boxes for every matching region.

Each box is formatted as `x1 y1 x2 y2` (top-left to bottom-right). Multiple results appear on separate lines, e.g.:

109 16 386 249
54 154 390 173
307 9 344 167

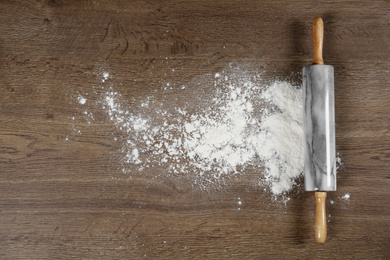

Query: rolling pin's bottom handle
315 191 327 243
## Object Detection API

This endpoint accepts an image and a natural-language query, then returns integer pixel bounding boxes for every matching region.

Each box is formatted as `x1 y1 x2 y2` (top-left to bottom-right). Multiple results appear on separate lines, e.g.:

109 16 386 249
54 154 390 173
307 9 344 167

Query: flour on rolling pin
71 66 343 200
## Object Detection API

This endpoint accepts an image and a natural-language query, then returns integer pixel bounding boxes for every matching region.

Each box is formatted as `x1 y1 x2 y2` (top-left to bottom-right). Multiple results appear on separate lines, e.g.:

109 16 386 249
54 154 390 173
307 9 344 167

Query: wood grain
1 0 390 259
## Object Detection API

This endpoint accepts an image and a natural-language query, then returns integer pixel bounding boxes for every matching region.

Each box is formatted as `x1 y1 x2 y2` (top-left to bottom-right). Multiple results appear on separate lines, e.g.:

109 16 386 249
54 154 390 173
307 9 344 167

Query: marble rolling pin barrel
303 17 336 243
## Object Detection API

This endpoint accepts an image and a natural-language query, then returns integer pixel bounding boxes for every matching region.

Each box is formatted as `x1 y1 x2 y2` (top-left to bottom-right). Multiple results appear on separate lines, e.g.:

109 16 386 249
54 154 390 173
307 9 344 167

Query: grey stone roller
303 65 336 191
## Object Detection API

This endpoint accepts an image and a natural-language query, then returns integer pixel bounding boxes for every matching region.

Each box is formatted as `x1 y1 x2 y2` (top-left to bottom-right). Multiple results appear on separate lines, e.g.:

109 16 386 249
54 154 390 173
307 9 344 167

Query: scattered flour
78 96 87 105
102 72 110 82
96 70 304 195
256 81 304 194
342 193 350 200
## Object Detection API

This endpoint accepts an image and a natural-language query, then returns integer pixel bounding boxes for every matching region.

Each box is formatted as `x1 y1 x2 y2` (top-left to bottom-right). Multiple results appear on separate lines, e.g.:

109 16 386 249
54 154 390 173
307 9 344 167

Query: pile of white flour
256 81 304 194
75 68 306 195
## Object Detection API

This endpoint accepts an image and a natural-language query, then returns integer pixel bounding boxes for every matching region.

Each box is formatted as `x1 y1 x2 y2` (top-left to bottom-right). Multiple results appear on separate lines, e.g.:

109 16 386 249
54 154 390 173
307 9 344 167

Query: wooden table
1 1 389 259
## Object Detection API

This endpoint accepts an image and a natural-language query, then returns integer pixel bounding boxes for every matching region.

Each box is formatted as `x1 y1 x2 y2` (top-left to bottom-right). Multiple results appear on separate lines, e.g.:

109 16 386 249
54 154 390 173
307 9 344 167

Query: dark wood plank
1 0 390 259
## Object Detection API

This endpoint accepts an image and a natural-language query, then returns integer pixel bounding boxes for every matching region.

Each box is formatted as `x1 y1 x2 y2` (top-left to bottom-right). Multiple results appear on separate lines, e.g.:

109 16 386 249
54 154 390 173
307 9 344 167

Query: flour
257 81 304 194
90 69 307 195
342 193 350 200
102 72 109 82
78 95 87 105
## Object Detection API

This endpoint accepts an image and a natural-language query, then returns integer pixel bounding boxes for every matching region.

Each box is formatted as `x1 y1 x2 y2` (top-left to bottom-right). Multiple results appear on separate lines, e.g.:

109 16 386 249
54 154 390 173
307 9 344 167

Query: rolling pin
303 17 336 243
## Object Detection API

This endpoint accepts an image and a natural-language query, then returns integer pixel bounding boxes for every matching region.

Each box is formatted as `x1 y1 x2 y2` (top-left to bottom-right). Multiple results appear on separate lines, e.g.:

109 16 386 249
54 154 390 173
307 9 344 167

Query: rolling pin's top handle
312 17 324 65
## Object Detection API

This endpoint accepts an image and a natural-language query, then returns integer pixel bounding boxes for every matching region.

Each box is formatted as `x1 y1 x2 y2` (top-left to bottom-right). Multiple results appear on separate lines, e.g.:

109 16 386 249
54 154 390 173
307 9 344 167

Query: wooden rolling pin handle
315 191 327 243
312 17 324 65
